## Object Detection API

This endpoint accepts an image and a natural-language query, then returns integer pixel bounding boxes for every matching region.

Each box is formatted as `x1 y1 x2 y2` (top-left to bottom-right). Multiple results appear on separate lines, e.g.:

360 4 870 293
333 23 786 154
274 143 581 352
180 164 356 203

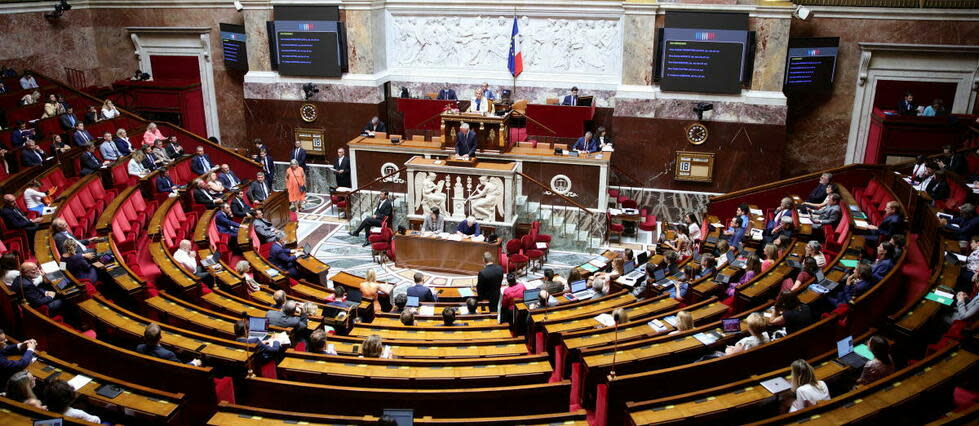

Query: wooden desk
347 323 512 341
209 402 589 425
441 112 509 152
393 232 501 275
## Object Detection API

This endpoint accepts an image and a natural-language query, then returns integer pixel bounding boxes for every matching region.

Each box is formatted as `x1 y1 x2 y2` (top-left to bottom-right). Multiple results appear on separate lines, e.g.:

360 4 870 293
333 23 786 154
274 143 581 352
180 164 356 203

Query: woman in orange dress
286 159 307 211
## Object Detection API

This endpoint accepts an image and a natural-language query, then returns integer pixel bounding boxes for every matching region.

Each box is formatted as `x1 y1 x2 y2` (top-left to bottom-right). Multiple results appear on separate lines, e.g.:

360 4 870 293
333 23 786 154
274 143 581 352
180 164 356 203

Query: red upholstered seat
521 234 544 270
505 239 528 275
639 211 657 232
621 199 638 209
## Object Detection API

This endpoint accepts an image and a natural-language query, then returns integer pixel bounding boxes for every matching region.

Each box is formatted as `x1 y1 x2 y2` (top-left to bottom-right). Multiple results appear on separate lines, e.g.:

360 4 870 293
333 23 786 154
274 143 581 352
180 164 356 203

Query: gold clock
300 103 318 123
685 122 709 145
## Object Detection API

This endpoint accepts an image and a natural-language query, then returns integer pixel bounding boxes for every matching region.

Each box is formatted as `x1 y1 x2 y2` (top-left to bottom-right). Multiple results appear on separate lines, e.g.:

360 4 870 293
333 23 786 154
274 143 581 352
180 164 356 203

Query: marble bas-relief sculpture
468 176 505 222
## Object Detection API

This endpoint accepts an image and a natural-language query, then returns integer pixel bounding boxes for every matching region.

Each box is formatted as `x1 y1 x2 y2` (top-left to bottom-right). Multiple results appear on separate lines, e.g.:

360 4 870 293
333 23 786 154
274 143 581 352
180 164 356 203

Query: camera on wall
44 0 72 20
693 103 714 121
303 83 319 100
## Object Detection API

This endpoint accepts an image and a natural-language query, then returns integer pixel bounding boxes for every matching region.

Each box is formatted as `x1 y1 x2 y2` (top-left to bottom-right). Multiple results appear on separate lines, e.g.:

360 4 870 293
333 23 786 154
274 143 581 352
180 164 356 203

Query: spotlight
793 6 811 21
44 0 71 20
234 0 243 11
693 102 713 121
302 83 319 100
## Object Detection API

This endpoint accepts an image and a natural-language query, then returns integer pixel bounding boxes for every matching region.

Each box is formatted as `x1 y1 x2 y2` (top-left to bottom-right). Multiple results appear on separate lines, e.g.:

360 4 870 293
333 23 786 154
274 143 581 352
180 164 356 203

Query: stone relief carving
413 172 448 215
391 15 621 75
467 176 505 222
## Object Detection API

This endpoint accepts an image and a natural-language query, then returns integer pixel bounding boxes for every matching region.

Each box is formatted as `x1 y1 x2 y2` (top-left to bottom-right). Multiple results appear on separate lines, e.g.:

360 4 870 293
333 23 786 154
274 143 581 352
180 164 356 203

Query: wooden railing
793 0 979 7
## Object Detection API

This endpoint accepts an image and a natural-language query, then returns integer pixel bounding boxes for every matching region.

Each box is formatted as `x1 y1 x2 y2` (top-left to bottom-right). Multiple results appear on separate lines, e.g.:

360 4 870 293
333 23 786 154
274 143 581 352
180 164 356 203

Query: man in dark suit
136 323 201 366
0 331 37 385
572 131 598 153
925 170 951 201
11 121 35 148
164 136 184 158
290 140 307 171
595 126 612 148
248 172 272 203
942 145 969 176
269 233 299 277
114 129 134 155
156 167 175 194
59 107 79 131
805 173 832 204
191 146 216 176
865 201 905 246
812 194 842 227
20 140 45 167
942 203 979 243
72 122 94 147
406 272 436 302
51 218 99 259
218 164 241 189
256 149 275 185
79 145 101 176
476 252 503 312
362 116 386 134
897 92 917 116
215 204 241 236
562 87 580 106
437 86 457 100
456 216 481 236
455 123 477 157
141 146 161 172
349 191 392 246
229 190 251 218
11 262 64 315
333 147 351 188
267 300 308 334
1 194 41 244
193 180 222 209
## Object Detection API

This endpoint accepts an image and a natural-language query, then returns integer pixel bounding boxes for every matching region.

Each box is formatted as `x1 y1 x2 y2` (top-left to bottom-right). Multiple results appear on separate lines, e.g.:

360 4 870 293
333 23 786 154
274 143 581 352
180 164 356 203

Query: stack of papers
581 264 600 273
647 319 668 332
692 332 721 345
799 216 813 225
749 208 763 216
418 305 436 316
589 258 609 268
67 375 92 391
457 288 475 298
925 290 954 306
760 377 792 394
663 315 679 327
524 280 543 290
594 313 615 328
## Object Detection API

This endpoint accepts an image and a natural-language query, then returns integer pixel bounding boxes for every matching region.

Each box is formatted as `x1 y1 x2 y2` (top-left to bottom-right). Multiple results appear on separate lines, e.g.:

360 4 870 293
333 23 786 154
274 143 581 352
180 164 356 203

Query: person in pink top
142 122 165 147
500 273 526 321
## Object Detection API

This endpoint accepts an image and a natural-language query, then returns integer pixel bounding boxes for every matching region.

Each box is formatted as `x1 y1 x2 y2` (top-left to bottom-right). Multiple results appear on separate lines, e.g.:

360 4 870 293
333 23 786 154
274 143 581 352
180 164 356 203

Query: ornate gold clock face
685 122 709 145
300 103 318 123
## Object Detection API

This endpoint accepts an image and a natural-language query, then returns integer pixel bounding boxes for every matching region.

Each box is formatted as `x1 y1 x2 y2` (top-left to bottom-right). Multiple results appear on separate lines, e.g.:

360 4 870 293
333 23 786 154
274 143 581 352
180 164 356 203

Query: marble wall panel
344 9 375 74
390 81 618 108
621 13 656 86
0 9 99 83
749 17 790 93
243 98 385 160
244 9 273 72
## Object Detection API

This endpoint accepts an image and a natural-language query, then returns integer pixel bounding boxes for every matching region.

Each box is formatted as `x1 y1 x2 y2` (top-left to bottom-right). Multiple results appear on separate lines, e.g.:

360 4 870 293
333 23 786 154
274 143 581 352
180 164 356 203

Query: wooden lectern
440 112 510 154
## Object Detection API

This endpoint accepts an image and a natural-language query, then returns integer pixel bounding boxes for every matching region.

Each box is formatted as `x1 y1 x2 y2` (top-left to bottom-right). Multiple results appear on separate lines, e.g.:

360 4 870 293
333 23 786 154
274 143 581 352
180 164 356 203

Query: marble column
749 17 791 92
621 8 657 86
244 8 273 72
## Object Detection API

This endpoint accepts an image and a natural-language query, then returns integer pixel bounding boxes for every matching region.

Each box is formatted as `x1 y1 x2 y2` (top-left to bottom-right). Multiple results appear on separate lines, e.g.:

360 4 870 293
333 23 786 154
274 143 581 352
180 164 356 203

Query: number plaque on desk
674 151 715 183
294 128 326 155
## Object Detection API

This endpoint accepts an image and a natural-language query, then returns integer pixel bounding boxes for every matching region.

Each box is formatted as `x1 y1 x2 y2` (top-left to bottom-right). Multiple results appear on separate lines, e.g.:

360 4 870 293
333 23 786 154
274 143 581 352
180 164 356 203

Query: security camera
793 6 811 21
693 103 714 121
44 0 71 20
234 0 243 11
302 83 319 100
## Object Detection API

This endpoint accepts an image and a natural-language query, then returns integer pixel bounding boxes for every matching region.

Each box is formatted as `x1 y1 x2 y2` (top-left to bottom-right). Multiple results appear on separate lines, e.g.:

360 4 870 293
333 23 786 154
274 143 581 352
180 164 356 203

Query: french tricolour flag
508 17 523 78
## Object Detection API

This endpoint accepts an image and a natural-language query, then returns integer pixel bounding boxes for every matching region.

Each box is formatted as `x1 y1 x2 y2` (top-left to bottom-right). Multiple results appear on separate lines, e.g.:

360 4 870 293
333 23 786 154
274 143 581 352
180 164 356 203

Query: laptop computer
836 336 868 368
636 251 649 265
623 261 636 275
300 243 312 258
248 316 269 341
653 268 667 282
721 318 740 333
715 273 732 285
523 288 542 309
405 296 420 308
570 279 595 300
383 409 414 426
815 269 825 282
786 259 802 269
201 251 221 268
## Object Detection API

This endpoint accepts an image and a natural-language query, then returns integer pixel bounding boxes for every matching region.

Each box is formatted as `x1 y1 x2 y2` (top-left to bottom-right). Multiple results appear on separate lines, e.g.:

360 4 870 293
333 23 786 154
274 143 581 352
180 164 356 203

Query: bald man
0 194 41 244
12 262 63 314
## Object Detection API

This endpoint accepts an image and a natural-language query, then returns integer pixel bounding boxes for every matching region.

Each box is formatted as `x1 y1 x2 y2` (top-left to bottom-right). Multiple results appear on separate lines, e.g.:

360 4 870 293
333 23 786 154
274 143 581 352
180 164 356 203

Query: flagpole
512 8 517 99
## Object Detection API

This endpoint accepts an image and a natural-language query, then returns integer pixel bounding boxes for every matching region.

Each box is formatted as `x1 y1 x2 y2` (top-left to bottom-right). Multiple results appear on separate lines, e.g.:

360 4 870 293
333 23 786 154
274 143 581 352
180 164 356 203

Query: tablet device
721 318 740 333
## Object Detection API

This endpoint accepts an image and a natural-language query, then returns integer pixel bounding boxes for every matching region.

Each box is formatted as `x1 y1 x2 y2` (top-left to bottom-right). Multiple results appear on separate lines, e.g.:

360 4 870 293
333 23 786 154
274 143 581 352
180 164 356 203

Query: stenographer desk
394 231 501 275
347 135 611 210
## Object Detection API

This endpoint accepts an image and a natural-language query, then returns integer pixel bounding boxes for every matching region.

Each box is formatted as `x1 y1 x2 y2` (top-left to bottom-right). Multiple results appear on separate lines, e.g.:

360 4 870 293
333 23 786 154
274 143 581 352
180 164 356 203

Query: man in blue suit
269 232 299 277
562 87 580 106
11 121 35 147
290 140 307 171
114 129 134 155
257 149 275 185
828 264 872 306
0 194 40 244
72 122 94 147
215 204 241 236
865 201 905 246
869 242 896 284
573 131 598 153
79 145 101 176
20 140 45 167
218 164 241 189
942 203 979 244
406 272 437 302
437 85 457 100
156 167 175 194
59 107 79 131
191 146 216 176
455 123 477 157
456 216 481 236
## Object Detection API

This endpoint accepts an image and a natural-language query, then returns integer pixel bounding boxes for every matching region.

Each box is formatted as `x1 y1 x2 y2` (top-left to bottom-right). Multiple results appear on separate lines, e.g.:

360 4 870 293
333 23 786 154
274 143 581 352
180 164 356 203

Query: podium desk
524 103 595 139
394 232 501 275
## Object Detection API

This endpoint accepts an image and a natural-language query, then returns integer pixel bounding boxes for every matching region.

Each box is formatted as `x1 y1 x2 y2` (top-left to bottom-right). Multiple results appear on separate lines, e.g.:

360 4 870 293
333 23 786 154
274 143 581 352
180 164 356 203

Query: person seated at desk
63 242 100 284
12 262 64 315
361 334 392 359
360 270 394 313
20 140 45 168
0 333 37 385
422 207 445 232
114 128 135 155
215 204 240 236
941 203 979 245
573 131 599 153
308 329 338 355
407 272 437 302
206 172 225 194
595 126 612 149
11 121 35 147
52 218 101 259
362 116 386 134
437 85 457 100
869 242 896 285
811 194 842 227
441 307 465 326
152 139 174 165
698 255 717 279
250 208 277 244
466 90 491 114
72 122 94 147
897 91 917 116
141 145 163 171
455 123 477 158
248 172 272 204
922 98 947 117
665 265 693 300
269 232 300 277
229 189 251 218
400 310 415 326
1 194 41 244
136 323 202 366
865 201 905 246
128 150 151 179
193 179 223 209
802 183 837 210
142 122 165 147
22 180 46 215
98 132 122 162
268 300 309 336
765 197 795 234
42 380 102 424
234 319 285 363
562 86 581 106
827 263 872 307
540 268 566 296
173 239 212 282
725 313 769 355
946 273 979 324
164 135 185 159
456 216 481 236
722 216 746 247
804 173 832 204
191 146 218 176
350 191 393 246
19 71 38 89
